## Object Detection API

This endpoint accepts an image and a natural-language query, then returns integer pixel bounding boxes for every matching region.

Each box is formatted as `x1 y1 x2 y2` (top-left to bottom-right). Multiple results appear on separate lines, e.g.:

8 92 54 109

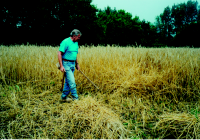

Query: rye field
0 45 200 139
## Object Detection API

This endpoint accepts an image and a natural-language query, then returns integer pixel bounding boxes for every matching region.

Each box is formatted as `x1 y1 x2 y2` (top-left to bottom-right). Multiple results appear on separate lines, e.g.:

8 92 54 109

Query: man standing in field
58 29 81 102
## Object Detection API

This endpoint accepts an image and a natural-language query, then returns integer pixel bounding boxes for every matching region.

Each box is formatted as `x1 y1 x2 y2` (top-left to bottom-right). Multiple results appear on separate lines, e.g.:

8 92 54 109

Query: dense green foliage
155 0 200 47
0 0 199 47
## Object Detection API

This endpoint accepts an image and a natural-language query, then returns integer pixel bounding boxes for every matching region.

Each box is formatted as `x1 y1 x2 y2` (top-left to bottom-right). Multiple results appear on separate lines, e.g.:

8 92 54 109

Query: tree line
1 0 200 47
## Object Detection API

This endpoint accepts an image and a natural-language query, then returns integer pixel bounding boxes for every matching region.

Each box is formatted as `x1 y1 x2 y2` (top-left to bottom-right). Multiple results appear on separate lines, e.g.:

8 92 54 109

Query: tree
197 5 200 22
185 0 198 24
0 0 100 45
173 22 200 47
171 1 198 35
155 6 173 46
162 6 173 44
96 7 143 46
156 0 199 46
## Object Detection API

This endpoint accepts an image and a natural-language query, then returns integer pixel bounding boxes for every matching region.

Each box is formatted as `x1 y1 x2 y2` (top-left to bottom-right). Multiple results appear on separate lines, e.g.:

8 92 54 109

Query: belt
63 59 75 62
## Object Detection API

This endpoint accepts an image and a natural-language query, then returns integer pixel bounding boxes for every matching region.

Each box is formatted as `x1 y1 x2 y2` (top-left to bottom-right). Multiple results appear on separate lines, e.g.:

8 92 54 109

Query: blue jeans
61 61 78 100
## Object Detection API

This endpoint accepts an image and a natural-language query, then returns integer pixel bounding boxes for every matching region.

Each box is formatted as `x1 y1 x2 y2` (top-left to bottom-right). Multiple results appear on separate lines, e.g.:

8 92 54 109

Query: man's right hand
60 66 66 72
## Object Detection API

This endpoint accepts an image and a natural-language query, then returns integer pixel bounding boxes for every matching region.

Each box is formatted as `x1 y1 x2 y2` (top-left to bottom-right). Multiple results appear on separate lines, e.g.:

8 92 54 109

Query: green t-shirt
59 37 79 61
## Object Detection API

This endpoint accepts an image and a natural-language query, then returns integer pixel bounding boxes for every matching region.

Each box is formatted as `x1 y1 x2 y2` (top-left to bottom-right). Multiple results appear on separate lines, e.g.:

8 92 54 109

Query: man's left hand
76 64 80 71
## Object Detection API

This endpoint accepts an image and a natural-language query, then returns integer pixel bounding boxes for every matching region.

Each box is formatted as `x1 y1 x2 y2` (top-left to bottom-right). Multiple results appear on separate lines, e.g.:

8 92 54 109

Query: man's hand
76 64 80 71
58 51 65 72
60 66 66 72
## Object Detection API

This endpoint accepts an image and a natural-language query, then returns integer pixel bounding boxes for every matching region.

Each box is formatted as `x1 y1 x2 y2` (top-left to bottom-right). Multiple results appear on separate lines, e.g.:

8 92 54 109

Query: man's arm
75 58 80 71
58 51 65 72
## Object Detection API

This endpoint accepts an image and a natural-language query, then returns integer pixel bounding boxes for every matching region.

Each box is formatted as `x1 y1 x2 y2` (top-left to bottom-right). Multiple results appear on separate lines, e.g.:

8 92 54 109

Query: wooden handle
61 72 65 91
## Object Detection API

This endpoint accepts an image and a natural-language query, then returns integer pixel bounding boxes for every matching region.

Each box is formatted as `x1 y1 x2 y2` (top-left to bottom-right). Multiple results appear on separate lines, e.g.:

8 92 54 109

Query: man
58 29 81 102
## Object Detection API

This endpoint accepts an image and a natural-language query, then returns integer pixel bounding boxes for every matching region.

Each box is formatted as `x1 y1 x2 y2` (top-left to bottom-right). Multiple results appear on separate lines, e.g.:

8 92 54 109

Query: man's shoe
66 97 72 103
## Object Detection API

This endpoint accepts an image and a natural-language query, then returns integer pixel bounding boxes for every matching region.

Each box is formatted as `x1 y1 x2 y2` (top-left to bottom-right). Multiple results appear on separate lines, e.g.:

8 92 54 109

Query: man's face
73 34 81 42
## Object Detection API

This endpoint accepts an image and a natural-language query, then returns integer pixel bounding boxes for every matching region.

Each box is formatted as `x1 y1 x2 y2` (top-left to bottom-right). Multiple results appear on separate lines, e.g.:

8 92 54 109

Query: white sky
91 0 200 24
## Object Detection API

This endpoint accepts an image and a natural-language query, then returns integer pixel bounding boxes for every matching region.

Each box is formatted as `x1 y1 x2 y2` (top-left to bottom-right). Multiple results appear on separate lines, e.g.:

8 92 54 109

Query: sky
91 0 200 24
